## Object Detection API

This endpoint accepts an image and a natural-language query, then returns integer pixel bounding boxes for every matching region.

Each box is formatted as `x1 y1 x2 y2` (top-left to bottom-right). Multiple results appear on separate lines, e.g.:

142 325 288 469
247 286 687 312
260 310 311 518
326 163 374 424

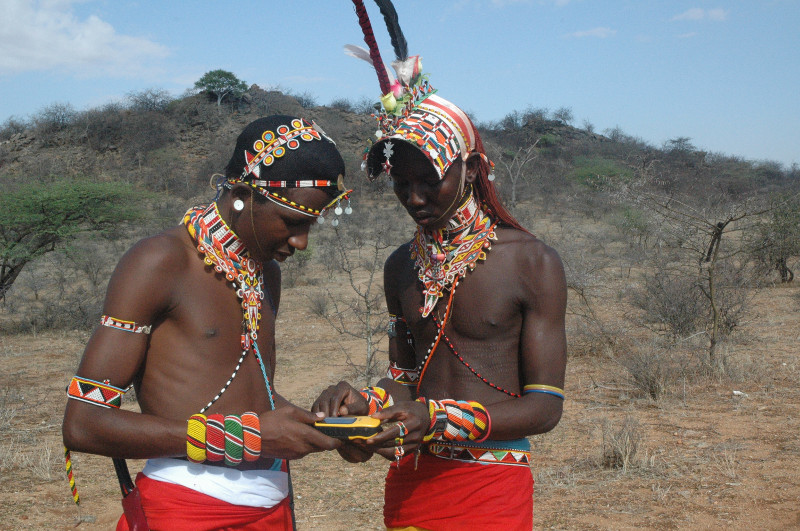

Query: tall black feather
374 0 408 61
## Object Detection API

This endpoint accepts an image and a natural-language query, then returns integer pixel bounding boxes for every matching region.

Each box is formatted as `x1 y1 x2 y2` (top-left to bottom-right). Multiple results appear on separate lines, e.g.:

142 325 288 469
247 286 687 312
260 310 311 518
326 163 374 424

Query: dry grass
600 416 643 472
1 202 800 529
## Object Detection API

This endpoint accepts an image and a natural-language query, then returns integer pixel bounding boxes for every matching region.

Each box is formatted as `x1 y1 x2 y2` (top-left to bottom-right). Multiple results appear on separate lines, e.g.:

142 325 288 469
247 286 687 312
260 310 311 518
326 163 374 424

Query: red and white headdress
348 0 527 233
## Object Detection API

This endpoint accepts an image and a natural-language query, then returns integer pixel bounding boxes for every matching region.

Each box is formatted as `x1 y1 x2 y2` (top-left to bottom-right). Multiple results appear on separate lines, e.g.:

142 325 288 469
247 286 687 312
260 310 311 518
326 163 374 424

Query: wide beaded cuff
359 386 394 415
417 397 491 443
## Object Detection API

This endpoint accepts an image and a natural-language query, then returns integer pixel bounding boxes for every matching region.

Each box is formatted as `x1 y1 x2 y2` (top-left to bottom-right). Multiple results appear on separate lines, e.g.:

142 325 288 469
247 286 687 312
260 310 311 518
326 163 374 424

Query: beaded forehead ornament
223 117 353 224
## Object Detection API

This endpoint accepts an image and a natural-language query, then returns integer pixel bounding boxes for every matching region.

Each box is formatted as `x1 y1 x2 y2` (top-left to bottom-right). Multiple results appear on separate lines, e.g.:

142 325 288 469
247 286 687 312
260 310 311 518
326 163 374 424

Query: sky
1 0 798 168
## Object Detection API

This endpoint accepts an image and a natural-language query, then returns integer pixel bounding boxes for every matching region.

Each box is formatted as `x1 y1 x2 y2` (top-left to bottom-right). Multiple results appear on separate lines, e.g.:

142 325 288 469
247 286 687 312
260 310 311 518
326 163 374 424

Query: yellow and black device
313 416 381 440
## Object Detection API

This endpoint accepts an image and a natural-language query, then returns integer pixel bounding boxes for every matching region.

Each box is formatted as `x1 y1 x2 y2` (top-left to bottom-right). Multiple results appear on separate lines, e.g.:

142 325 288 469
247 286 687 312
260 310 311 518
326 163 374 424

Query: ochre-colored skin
314 144 567 462
62 183 341 469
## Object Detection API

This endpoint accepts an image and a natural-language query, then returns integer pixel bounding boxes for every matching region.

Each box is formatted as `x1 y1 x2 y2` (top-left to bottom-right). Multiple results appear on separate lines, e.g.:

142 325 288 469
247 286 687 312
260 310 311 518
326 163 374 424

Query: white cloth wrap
141 457 288 508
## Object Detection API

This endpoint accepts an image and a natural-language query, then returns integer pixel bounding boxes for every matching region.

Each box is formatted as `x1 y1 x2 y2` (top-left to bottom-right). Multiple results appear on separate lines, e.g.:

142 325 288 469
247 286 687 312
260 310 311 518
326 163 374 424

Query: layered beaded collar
183 202 275 413
410 190 498 318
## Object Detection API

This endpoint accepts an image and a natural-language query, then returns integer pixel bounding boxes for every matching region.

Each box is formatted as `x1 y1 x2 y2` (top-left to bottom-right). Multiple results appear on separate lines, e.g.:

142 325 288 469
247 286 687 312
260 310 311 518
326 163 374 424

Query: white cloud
671 7 728 22
0 0 169 76
706 8 728 21
565 27 616 39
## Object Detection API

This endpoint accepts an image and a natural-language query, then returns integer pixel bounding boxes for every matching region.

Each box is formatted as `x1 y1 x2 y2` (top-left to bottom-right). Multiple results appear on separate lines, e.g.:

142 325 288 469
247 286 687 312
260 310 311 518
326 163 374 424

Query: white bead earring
233 199 245 211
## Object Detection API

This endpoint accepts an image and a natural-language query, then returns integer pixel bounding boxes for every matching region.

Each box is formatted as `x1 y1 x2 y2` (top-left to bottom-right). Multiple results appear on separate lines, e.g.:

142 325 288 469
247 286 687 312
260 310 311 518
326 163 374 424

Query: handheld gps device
313 416 381 440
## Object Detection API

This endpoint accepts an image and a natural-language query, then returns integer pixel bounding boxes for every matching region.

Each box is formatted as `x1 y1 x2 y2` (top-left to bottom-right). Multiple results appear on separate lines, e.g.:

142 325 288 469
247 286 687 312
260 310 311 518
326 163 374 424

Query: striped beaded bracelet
187 412 261 465
359 386 394 415
187 413 208 463
416 397 491 443
224 415 245 466
241 412 261 462
205 414 226 462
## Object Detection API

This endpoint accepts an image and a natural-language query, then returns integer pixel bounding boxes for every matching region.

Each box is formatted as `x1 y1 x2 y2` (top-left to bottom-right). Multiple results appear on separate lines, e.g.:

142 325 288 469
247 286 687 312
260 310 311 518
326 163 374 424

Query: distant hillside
1 84 797 205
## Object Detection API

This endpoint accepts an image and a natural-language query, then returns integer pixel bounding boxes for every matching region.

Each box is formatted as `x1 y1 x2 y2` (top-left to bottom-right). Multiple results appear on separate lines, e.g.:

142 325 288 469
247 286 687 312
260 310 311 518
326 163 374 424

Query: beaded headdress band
224 117 353 223
348 0 493 182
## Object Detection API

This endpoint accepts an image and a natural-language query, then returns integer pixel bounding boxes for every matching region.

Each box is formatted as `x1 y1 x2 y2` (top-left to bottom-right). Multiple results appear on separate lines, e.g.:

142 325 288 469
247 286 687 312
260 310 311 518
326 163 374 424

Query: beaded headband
224 117 353 222
238 118 330 180
370 94 479 180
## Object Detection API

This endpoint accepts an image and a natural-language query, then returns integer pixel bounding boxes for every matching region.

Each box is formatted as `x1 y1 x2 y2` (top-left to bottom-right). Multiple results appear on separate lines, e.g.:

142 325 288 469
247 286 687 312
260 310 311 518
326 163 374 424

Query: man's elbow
62 410 90 452
536 404 563 434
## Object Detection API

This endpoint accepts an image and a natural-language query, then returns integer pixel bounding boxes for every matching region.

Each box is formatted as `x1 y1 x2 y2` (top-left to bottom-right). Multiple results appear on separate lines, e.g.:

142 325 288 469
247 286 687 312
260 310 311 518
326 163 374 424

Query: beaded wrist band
241 412 261 462
224 415 244 467
187 412 261 465
205 414 225 462
523 384 565 400
187 414 208 463
67 376 127 409
417 397 491 443
359 386 394 415
100 315 151 334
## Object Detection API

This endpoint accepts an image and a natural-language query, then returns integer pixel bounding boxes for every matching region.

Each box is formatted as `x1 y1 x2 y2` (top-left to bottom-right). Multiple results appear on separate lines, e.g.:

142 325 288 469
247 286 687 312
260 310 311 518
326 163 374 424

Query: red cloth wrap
116 473 292 531
384 453 533 531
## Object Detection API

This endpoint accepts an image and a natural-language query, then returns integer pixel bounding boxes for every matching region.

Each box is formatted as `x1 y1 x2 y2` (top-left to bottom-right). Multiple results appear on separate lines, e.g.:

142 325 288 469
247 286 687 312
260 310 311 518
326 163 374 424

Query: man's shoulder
494 227 563 275
117 226 194 278
385 240 413 269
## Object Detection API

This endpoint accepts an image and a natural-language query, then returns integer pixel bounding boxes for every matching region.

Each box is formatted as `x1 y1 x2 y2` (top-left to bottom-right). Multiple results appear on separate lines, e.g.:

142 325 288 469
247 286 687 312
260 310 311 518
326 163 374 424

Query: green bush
570 156 634 190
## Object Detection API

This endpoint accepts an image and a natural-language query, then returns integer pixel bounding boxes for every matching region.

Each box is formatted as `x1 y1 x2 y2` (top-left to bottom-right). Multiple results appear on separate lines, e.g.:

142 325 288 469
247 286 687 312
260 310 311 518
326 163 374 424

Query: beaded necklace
410 191 497 319
183 203 276 413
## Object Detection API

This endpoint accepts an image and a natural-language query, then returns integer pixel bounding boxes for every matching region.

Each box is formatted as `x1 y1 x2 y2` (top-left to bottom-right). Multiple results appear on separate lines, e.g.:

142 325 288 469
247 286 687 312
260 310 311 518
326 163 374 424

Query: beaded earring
233 199 245 211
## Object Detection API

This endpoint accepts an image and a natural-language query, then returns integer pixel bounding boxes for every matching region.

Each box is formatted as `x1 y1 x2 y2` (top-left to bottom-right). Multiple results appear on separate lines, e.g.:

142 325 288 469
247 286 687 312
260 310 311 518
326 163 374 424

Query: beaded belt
424 438 531 467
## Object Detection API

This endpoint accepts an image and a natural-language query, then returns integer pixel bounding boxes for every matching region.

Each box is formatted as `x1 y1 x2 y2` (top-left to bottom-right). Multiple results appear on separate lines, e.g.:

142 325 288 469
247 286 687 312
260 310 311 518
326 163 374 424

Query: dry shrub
691 343 766 383
617 341 683 400
712 442 742 481
567 316 628 358
535 465 578 491
630 270 704 337
280 248 313 288
307 294 329 317
600 416 643 472
0 385 23 429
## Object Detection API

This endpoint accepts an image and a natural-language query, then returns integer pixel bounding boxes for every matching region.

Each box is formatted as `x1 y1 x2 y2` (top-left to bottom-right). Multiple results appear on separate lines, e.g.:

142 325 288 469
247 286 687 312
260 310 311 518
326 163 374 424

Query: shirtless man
62 115 349 530
313 92 567 530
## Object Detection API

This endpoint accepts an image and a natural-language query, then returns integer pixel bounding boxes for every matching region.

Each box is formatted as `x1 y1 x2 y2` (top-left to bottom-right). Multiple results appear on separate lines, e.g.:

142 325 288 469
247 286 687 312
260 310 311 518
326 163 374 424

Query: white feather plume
343 44 397 85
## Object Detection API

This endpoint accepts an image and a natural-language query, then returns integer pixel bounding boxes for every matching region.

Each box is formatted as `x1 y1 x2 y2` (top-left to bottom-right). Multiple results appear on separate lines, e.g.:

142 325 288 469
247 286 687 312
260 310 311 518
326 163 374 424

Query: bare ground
1 280 799 530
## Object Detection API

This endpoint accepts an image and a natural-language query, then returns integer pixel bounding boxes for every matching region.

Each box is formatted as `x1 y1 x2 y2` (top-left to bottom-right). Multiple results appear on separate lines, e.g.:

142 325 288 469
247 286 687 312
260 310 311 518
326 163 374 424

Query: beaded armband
187 411 261 465
100 315 152 334
416 397 491 443
387 362 420 387
67 376 128 409
523 384 565 400
359 386 394 415
64 376 130 510
241 412 262 462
